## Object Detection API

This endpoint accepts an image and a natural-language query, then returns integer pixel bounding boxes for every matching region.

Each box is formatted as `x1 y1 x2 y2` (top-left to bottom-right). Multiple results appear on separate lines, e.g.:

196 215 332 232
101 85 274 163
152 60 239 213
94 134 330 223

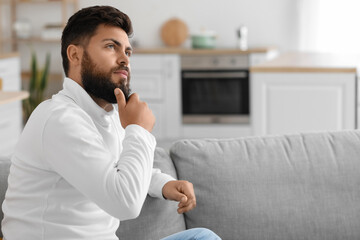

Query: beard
81 50 131 103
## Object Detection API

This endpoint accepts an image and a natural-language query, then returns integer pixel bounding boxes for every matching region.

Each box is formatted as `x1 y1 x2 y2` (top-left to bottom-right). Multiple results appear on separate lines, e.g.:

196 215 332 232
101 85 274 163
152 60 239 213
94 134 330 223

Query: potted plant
23 52 50 123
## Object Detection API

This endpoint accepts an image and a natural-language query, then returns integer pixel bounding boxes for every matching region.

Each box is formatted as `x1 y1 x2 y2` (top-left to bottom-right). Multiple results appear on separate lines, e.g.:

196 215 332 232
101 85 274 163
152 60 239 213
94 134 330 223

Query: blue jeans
161 228 221 240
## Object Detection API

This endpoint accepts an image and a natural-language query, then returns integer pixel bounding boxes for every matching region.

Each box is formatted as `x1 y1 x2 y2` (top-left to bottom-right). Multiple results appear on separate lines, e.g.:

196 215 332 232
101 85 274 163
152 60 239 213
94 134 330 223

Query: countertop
0 91 29 105
250 52 360 73
133 46 277 55
0 52 19 59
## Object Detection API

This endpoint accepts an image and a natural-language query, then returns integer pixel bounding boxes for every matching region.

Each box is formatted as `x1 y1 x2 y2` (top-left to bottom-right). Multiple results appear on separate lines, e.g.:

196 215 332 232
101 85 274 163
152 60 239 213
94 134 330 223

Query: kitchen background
2 0 360 152
9 0 298 73
5 0 360 73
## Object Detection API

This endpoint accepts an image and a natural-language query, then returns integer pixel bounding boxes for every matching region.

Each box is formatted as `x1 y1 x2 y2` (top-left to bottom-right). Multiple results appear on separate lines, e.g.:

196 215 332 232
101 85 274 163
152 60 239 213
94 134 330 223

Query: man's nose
117 52 129 66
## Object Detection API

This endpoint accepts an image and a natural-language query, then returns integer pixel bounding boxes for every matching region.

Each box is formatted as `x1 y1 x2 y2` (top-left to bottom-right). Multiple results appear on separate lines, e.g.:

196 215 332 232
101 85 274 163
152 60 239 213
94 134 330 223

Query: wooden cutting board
161 18 188 47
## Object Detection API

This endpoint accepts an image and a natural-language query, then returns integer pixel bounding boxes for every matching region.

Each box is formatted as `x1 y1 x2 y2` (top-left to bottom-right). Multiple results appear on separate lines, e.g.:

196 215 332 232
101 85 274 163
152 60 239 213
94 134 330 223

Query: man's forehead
92 24 130 42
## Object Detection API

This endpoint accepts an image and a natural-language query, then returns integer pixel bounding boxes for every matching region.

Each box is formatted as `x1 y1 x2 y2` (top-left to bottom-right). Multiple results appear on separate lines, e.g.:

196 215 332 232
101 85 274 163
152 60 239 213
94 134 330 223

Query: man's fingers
114 88 126 109
178 196 188 208
177 197 196 214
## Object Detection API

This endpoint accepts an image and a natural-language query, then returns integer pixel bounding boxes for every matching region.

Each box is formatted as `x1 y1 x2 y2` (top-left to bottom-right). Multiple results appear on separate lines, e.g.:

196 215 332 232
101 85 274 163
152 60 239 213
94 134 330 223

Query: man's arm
115 88 196 214
42 105 155 221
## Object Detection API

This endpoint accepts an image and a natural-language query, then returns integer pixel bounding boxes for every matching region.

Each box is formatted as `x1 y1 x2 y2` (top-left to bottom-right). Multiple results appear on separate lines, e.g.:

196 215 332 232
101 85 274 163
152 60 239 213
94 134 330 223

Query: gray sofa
2 130 360 239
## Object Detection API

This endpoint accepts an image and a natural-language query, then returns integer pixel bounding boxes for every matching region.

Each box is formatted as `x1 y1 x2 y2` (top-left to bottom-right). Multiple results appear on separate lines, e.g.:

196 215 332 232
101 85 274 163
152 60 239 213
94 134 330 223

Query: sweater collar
60 77 115 126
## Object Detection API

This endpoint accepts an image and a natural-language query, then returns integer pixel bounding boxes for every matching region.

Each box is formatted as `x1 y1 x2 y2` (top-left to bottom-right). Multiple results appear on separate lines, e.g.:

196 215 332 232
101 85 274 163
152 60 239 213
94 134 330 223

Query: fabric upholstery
170 130 360 240
0 158 11 238
117 147 186 240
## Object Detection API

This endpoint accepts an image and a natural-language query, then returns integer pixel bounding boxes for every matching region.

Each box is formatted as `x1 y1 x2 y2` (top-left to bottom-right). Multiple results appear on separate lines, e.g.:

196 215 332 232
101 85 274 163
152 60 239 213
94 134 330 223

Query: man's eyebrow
102 38 133 51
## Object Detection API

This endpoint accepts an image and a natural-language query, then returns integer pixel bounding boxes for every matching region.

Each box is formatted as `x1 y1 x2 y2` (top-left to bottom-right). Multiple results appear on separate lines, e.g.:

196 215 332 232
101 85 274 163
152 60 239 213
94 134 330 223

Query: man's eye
126 51 132 57
107 44 115 49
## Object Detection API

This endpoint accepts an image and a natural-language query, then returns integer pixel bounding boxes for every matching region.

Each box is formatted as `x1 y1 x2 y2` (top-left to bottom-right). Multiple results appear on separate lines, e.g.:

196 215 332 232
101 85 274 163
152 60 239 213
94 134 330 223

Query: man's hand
114 88 155 132
162 180 196 214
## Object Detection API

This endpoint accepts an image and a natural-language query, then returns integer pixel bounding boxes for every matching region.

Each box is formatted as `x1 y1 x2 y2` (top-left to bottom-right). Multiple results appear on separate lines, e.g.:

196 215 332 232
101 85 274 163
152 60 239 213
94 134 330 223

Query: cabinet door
130 72 163 100
251 72 356 135
147 103 163 139
0 101 22 157
131 54 181 140
0 56 23 157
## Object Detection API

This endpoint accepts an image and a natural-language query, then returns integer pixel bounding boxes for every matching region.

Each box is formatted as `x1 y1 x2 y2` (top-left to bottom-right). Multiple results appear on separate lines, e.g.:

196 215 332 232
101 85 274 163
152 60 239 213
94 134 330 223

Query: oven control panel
181 55 249 70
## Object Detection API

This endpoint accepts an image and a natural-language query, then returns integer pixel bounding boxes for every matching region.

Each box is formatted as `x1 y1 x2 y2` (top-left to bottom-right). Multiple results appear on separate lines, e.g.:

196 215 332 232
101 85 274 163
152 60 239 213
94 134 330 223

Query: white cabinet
251 58 357 136
0 54 23 157
131 54 181 139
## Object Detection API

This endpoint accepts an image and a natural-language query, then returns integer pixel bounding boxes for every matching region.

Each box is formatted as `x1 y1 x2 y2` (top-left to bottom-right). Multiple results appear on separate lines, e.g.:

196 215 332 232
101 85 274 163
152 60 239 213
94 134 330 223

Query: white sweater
1 78 174 240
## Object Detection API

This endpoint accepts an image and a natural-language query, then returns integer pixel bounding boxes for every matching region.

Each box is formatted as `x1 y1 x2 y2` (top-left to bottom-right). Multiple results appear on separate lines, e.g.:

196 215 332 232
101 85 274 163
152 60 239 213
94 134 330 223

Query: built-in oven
181 55 250 124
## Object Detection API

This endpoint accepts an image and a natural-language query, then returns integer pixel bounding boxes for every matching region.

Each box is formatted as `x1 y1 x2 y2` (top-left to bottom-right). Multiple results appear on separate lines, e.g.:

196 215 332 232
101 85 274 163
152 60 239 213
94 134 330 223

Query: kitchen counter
250 52 360 73
0 52 19 59
0 91 29 105
134 46 277 55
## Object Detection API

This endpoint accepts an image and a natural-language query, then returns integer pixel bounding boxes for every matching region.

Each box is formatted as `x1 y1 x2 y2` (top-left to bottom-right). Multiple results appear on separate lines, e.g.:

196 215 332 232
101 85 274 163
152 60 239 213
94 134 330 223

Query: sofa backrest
170 130 360 240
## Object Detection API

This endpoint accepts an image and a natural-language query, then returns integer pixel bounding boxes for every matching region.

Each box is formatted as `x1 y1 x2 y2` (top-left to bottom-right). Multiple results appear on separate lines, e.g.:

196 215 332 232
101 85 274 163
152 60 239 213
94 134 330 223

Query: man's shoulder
29 96 90 129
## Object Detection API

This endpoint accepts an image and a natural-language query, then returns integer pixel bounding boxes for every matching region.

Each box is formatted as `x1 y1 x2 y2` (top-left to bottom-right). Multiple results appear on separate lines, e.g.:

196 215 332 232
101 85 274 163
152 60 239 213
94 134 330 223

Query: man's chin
104 96 118 104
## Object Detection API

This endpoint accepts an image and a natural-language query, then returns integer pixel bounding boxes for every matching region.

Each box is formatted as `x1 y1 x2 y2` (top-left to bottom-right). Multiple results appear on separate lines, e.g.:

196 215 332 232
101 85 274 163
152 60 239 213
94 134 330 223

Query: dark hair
61 5 133 76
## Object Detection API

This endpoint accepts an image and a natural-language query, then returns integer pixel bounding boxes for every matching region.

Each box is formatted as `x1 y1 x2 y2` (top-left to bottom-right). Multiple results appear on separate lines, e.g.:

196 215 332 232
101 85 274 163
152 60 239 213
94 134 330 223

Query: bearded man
1 5 220 240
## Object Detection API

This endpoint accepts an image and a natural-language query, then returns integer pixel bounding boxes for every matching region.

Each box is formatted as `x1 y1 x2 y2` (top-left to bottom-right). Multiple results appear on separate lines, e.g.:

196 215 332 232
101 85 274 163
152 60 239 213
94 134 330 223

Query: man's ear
67 44 83 67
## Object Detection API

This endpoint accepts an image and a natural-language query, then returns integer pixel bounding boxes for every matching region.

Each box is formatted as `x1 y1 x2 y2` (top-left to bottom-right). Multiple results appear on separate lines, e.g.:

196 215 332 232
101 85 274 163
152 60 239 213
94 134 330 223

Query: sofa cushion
117 147 186 240
170 130 360 240
0 157 11 238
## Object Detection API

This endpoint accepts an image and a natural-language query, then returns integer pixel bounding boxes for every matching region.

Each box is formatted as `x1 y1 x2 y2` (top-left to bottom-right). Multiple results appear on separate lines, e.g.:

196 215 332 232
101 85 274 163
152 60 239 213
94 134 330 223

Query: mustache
112 65 129 73
111 65 131 103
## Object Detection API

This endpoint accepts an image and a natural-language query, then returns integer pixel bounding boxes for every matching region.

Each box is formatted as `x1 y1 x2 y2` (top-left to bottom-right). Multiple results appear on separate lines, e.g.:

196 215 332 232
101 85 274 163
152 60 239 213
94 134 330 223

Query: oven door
182 70 250 124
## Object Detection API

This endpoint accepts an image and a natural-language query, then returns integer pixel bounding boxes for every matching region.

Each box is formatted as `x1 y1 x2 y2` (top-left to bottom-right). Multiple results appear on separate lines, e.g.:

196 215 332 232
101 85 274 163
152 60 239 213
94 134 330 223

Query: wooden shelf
17 37 60 43
0 91 29 105
16 0 77 3
0 0 79 51
134 46 278 55
21 71 63 81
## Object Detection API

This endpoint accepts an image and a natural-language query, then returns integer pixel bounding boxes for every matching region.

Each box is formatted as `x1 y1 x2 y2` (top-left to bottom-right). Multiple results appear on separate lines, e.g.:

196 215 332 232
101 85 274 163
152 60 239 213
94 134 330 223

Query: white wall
80 0 299 50
15 0 300 73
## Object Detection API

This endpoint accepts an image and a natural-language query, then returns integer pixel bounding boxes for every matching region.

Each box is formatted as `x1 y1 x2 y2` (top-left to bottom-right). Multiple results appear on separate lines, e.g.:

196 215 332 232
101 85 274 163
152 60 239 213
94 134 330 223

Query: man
1 5 220 240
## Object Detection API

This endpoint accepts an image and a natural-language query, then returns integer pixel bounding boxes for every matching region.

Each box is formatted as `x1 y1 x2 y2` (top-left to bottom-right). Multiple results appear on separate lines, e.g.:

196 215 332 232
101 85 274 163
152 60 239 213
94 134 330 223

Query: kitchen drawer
131 54 163 71
181 55 249 70
130 72 163 100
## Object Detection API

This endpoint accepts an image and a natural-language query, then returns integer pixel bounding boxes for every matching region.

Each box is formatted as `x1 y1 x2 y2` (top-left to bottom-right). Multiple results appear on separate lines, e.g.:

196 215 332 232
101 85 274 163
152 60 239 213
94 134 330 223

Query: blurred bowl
191 31 216 49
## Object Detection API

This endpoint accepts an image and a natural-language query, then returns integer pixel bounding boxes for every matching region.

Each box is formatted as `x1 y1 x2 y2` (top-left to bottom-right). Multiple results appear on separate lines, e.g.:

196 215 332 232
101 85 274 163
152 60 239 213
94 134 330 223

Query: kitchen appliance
181 55 250 124
237 25 248 50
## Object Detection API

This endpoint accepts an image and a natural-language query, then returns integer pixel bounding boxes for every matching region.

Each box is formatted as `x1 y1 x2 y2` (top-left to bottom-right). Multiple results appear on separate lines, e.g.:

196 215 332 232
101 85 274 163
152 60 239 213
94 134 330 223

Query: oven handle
183 71 248 79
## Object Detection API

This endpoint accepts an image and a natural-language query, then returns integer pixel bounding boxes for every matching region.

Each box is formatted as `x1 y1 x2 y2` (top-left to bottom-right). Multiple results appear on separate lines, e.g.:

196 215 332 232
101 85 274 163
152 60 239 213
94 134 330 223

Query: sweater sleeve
148 169 176 198
42 107 155 221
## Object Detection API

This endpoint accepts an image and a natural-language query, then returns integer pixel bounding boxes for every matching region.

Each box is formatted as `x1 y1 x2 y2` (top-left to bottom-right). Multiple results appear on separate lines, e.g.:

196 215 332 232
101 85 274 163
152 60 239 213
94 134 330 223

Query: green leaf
23 51 51 124
40 53 50 91
29 52 37 93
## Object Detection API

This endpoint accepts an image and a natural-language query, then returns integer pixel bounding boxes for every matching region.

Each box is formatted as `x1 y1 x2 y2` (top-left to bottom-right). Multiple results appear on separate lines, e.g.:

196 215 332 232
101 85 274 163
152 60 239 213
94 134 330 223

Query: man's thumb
114 88 126 109
173 192 187 203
